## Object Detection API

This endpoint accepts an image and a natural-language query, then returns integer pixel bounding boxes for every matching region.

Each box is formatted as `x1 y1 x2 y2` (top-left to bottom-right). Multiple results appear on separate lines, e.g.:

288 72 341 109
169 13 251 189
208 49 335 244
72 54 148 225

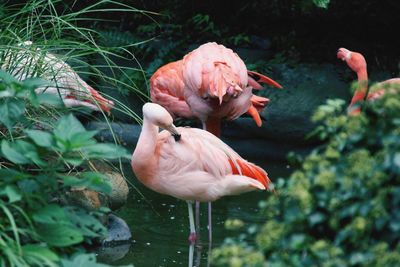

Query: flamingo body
1 41 114 112
150 42 282 131
131 103 270 203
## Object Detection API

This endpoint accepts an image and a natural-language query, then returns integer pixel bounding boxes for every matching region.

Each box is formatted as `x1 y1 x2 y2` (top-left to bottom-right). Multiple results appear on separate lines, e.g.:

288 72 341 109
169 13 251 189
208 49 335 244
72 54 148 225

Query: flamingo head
337 48 367 73
142 103 180 140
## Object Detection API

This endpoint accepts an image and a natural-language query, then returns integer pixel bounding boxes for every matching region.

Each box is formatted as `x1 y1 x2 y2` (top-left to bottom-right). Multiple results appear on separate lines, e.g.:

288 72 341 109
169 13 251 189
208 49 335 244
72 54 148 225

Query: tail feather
228 159 270 189
247 70 283 89
247 105 262 127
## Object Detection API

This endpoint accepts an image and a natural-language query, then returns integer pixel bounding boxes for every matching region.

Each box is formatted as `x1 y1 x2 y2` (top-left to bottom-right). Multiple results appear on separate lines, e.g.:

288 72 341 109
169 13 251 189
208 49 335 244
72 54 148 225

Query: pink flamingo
150 50 282 130
131 103 271 243
337 47 400 114
2 41 114 113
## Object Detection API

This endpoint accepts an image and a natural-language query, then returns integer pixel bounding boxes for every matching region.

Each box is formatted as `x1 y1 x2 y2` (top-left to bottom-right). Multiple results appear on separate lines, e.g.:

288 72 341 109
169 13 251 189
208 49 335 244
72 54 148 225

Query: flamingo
150 42 281 244
337 47 400 114
150 53 282 129
131 102 271 243
1 41 114 112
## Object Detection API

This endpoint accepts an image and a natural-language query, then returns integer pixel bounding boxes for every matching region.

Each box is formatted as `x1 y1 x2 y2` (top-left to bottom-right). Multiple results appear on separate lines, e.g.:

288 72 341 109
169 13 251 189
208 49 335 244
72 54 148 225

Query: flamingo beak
165 124 181 141
87 86 114 114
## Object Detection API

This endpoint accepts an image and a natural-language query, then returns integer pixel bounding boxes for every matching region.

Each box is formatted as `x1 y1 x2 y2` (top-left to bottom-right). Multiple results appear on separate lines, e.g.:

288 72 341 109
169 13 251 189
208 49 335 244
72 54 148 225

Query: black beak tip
173 134 181 141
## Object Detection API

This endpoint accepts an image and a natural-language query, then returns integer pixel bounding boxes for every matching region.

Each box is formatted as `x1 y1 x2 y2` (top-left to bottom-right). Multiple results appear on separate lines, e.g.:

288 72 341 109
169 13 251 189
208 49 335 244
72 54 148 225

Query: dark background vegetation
63 0 400 74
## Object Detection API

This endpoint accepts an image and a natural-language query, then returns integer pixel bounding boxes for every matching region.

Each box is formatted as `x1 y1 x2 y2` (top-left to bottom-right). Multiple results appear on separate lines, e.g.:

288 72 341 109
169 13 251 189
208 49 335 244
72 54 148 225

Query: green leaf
313 0 330 8
33 204 69 224
69 131 98 149
14 140 46 166
0 69 19 84
33 205 84 247
66 208 107 238
0 98 25 130
54 114 86 142
62 172 112 194
37 93 63 106
22 244 59 266
0 185 22 203
1 140 31 164
36 223 84 247
26 129 54 147
81 143 131 160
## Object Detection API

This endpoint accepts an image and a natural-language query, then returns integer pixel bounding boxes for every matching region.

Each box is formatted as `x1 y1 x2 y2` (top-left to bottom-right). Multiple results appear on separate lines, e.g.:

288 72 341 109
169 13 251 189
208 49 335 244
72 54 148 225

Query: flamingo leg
208 201 213 247
195 201 200 238
188 201 197 244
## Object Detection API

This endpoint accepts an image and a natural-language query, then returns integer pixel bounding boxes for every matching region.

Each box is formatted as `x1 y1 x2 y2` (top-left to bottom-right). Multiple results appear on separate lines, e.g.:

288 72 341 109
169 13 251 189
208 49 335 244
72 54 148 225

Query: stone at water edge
103 214 132 243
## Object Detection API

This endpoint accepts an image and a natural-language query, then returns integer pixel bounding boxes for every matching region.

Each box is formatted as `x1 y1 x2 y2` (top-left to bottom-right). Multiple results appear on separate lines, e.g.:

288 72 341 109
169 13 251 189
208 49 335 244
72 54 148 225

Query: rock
103 214 132 243
85 122 140 152
96 243 131 263
91 161 130 211
64 188 101 211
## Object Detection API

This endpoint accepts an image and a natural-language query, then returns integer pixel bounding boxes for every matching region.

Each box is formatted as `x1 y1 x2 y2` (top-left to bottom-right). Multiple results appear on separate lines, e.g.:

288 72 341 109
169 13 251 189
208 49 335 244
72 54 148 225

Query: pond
98 159 293 266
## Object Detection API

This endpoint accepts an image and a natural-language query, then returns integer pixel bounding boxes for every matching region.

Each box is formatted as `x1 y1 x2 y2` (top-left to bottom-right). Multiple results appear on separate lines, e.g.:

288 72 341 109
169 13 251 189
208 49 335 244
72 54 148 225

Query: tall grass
0 0 159 123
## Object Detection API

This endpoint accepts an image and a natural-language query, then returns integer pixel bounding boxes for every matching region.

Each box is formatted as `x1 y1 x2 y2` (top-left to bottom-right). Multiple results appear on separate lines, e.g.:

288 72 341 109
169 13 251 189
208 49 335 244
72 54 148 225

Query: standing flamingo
131 102 271 244
337 47 400 114
1 41 114 112
182 42 281 243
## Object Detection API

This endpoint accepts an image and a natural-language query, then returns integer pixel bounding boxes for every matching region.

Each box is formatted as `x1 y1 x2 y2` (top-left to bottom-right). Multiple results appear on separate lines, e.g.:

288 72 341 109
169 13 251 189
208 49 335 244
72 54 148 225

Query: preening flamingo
150 45 282 130
1 41 114 112
337 47 400 114
131 102 271 242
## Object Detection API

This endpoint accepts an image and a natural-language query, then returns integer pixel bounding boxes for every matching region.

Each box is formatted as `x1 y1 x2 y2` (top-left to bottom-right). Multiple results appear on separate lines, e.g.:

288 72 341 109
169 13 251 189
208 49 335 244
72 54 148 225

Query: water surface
99 160 292 266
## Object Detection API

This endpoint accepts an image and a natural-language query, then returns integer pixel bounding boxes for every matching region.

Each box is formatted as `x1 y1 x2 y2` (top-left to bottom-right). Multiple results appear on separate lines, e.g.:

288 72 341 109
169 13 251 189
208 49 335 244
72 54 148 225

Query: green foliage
211 84 400 266
0 42 131 267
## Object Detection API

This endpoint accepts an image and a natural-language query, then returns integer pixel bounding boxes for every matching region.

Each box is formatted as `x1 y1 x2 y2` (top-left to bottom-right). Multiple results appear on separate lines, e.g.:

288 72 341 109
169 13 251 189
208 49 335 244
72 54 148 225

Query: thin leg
188 243 194 267
195 201 200 237
188 202 196 244
208 202 212 245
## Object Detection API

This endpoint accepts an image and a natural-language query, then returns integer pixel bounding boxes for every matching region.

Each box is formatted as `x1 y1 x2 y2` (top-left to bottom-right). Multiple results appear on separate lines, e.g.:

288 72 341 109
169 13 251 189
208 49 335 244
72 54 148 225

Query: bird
1 41 114 113
337 47 400 114
181 42 282 136
131 102 271 243
150 47 282 131
150 42 281 244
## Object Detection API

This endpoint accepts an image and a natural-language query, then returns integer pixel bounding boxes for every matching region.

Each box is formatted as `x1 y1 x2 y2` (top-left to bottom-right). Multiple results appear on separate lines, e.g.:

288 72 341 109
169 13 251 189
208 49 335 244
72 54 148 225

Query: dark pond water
98 160 293 267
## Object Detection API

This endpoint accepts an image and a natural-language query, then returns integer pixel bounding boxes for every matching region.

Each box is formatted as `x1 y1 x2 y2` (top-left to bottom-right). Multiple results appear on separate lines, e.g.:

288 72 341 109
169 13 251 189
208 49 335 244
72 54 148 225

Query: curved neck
350 68 368 105
131 119 158 181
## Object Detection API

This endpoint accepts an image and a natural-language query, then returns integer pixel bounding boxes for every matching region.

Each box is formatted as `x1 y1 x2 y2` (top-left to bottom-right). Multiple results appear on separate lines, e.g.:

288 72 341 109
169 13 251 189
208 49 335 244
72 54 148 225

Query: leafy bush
0 71 131 266
211 84 400 266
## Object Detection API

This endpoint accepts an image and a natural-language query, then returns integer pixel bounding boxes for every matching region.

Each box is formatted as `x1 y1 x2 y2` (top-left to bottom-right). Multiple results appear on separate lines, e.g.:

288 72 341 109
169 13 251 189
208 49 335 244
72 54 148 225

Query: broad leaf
0 185 22 203
26 129 54 147
62 172 112 194
22 244 59 267
36 223 84 247
1 140 31 164
0 98 25 130
81 143 131 160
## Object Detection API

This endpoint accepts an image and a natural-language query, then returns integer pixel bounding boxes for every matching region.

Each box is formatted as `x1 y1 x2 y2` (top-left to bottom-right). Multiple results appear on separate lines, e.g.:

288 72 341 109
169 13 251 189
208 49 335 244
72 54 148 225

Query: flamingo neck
131 119 158 182
350 68 368 106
